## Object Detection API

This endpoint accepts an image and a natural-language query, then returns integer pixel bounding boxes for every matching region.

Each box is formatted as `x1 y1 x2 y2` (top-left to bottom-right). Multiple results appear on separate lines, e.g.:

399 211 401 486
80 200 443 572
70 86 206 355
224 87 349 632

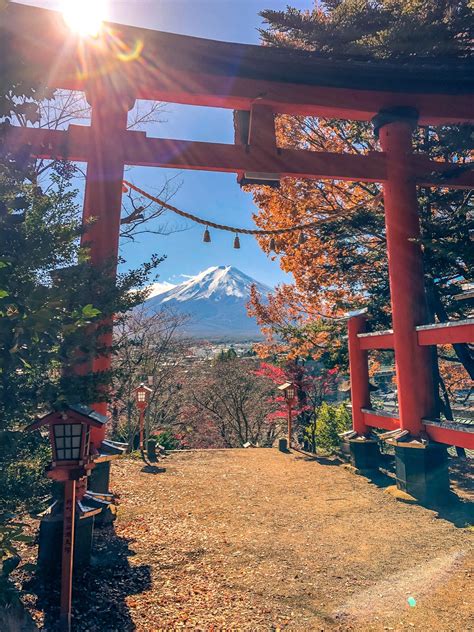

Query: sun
61 0 107 38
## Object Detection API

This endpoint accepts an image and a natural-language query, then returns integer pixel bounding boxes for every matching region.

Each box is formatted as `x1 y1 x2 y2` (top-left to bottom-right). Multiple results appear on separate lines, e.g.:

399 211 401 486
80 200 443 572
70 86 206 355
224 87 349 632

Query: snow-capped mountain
146 280 176 298
144 266 271 339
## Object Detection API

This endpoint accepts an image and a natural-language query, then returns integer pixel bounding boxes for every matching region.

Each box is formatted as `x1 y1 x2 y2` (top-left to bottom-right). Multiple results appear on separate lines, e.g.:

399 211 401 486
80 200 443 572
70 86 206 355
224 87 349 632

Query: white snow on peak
155 265 270 304
142 265 272 339
146 281 176 298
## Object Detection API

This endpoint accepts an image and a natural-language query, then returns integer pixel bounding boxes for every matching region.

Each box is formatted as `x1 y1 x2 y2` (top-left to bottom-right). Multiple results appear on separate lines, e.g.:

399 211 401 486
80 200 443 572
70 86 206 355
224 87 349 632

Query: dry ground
12 449 474 631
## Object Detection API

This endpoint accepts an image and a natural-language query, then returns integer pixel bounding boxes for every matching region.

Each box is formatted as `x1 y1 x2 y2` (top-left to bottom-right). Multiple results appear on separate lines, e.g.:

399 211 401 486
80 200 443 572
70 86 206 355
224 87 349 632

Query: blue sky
17 0 312 287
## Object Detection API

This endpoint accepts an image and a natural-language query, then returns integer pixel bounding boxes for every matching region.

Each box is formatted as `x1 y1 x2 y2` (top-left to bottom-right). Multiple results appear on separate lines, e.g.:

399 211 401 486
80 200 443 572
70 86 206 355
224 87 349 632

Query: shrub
315 402 352 454
0 433 49 603
0 514 35 605
335 403 352 435
0 432 51 515
154 430 179 451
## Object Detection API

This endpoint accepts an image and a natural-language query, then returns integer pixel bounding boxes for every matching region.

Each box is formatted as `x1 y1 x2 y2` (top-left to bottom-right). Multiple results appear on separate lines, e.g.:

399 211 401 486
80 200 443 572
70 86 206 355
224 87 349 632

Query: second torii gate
3 3 473 502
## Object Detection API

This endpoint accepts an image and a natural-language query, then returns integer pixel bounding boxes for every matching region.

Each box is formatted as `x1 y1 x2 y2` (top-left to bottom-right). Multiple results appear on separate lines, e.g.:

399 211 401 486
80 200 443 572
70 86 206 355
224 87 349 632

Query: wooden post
287 402 292 449
60 480 76 632
347 315 370 435
81 85 135 448
139 408 145 452
375 109 435 435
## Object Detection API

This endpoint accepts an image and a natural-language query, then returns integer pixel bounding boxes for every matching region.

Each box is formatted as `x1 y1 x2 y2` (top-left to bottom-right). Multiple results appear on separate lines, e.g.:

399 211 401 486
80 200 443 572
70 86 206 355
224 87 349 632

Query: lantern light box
26 404 107 469
278 382 297 403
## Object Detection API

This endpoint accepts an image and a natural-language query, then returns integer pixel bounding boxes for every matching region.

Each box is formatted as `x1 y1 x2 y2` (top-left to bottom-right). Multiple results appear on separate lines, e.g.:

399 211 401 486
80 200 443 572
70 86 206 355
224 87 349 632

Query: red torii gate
3 3 473 501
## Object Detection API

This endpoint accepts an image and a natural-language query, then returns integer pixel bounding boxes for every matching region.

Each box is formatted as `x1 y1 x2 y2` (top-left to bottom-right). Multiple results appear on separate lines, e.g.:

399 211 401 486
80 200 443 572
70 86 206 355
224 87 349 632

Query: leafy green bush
0 432 51 515
315 402 352 454
0 514 36 605
155 430 179 451
0 433 49 603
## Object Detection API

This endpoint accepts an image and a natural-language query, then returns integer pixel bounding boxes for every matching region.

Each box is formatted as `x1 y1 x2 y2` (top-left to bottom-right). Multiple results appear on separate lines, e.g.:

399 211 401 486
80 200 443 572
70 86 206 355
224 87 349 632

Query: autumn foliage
247 1 473 419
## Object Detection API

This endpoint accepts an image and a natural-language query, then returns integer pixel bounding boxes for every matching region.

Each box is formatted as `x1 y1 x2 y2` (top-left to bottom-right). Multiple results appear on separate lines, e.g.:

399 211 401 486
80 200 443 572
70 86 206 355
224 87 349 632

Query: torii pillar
347 314 380 470
37 83 135 574
81 80 135 497
372 108 449 502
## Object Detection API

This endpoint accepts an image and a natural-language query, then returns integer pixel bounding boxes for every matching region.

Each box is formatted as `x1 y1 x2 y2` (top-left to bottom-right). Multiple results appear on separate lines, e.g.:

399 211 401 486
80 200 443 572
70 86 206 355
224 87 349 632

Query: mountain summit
144 266 271 339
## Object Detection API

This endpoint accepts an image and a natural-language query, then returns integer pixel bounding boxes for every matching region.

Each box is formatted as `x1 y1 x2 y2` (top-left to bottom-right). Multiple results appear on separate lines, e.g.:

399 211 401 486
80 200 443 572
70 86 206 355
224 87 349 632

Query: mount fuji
143 266 271 340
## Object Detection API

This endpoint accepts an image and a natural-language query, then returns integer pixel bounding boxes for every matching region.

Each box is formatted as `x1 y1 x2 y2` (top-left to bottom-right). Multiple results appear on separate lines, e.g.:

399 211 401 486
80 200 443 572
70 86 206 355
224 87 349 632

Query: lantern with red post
278 382 297 449
26 405 107 632
133 383 153 452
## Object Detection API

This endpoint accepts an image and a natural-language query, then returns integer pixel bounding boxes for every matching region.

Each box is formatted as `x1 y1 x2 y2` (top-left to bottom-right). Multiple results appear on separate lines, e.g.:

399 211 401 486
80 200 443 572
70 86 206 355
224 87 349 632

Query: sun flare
61 0 107 38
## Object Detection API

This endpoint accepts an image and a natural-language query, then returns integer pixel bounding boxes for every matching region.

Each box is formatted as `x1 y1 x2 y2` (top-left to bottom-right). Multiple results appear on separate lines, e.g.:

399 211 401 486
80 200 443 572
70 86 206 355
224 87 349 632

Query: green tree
260 1 472 59
313 402 351 454
0 160 160 430
0 0 162 589
215 346 239 362
0 165 161 529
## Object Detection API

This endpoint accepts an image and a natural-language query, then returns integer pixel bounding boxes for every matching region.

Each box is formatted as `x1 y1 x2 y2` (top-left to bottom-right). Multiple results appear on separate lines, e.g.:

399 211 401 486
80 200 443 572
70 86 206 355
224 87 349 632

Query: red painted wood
357 331 394 350
80 91 131 445
2 126 89 163
134 72 474 126
248 103 276 151
60 480 75 632
424 425 474 450
139 409 145 452
348 316 371 435
4 3 474 126
4 3 473 453
363 411 399 431
379 120 435 435
124 138 388 182
417 320 474 346
5 125 474 188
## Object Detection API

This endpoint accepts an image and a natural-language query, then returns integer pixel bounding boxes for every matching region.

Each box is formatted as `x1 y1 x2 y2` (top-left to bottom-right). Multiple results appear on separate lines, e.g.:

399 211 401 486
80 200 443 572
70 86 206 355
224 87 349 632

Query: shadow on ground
141 464 166 474
291 448 343 467
27 524 151 631
432 491 473 528
363 455 472 528
294 447 473 528
443 459 474 526
363 468 395 489
0 598 39 632
450 458 474 497
364 456 473 527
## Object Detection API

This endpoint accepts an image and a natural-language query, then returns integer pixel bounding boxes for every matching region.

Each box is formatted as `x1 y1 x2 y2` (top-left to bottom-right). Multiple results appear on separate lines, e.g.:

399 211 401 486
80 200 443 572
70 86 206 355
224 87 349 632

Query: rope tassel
203 227 211 243
233 234 241 249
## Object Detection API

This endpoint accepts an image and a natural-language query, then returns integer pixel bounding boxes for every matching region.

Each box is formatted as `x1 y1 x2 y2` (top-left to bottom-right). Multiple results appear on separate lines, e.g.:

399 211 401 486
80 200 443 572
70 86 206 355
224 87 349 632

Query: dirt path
102 449 472 631
13 449 473 631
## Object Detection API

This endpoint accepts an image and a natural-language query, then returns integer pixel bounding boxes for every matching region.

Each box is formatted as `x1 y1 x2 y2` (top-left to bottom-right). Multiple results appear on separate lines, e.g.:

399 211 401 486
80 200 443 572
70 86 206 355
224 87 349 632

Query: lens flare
116 39 144 63
62 0 107 38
